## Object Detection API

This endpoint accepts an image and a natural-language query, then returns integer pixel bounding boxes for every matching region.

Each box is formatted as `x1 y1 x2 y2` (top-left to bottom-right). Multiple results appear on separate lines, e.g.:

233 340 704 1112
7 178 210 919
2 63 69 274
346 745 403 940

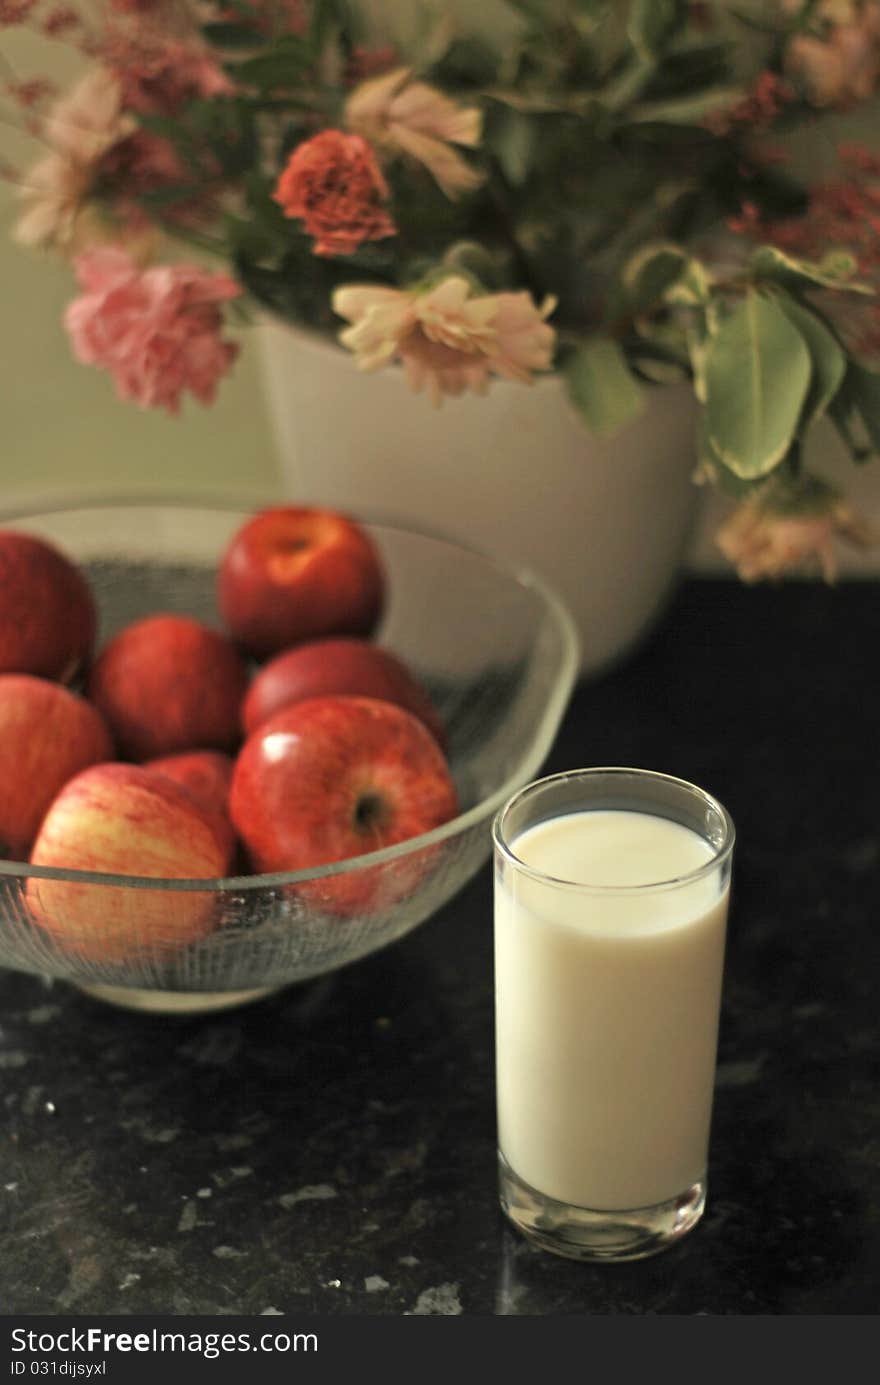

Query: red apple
217 507 385 658
87 614 248 761
27 763 232 963
229 696 458 913
241 638 447 748
0 530 96 682
0 675 114 861
145 750 235 861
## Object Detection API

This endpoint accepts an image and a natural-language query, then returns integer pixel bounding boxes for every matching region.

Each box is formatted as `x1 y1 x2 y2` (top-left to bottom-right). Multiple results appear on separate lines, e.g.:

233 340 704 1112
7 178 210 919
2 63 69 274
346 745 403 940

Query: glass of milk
493 767 735 1262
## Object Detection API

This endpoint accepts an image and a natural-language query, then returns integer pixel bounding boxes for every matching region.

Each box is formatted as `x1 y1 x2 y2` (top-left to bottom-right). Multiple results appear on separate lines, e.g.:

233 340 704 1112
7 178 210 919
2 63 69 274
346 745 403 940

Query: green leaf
627 86 746 124
686 321 711 402
570 0 613 34
433 36 500 87
441 240 514 291
704 290 811 478
622 241 689 312
665 259 712 308
309 0 362 49
697 414 762 498
829 405 872 462
601 55 657 113
848 362 880 453
564 338 645 437
233 36 312 90
639 39 733 98
488 105 536 186
773 295 846 427
503 0 547 17
202 22 264 48
826 363 880 464
728 4 786 32
628 0 687 58
749 246 874 295
628 341 689 384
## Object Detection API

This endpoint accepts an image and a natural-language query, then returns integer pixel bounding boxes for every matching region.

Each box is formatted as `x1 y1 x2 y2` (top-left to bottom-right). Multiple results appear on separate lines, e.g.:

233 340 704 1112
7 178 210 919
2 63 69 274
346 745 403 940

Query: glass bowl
0 499 578 1013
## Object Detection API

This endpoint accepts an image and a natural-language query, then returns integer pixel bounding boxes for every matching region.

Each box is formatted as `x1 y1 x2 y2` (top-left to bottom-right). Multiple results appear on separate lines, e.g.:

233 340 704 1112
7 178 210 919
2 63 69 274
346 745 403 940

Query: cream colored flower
716 496 873 581
786 29 879 102
784 1 880 104
344 67 482 199
333 276 556 406
15 67 134 253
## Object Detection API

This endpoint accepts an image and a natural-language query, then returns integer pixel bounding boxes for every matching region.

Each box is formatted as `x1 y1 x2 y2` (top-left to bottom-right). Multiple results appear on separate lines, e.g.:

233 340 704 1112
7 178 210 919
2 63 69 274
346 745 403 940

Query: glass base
74 983 280 1014
499 1152 706 1262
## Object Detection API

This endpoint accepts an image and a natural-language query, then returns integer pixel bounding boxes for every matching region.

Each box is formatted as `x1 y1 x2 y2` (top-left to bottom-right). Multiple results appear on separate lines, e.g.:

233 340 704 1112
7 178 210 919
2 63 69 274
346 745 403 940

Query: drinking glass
493 768 735 1261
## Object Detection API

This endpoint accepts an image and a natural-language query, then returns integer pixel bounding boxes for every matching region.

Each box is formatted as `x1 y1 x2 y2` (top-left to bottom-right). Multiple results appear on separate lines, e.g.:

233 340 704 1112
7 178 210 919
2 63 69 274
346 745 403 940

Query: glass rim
492 767 736 895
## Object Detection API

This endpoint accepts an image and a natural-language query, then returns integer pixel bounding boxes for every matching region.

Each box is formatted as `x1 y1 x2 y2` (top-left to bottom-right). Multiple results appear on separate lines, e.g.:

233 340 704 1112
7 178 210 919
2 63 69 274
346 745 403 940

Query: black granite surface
1 579 879 1316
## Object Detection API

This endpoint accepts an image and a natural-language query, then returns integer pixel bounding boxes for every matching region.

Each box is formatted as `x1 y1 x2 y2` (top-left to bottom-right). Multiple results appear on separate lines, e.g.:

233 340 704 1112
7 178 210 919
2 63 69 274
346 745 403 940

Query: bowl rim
0 492 579 891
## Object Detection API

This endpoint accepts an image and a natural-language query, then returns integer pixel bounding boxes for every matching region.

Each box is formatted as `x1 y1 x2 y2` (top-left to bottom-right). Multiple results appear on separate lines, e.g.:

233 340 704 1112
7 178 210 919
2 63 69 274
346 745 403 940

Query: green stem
162 223 229 258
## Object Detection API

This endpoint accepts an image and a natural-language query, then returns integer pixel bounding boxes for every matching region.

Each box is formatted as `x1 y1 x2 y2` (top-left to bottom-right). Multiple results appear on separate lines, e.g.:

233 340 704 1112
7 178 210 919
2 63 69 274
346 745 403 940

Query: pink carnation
65 248 241 413
101 30 235 116
211 0 307 36
1 0 37 25
107 0 164 12
42 7 81 38
97 128 216 230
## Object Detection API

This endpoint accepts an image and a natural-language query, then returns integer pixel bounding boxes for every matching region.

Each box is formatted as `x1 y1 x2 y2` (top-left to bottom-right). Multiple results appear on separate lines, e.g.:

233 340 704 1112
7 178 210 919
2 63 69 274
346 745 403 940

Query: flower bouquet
4 0 880 579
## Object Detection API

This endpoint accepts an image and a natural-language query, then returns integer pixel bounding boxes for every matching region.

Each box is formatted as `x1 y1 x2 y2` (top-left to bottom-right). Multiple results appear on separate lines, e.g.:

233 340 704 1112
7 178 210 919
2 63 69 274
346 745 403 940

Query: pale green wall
0 211 281 506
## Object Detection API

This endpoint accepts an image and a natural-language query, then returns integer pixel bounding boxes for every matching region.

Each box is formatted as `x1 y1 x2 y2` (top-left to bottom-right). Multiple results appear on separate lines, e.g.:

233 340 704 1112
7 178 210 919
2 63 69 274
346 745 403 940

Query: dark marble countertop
2 579 879 1316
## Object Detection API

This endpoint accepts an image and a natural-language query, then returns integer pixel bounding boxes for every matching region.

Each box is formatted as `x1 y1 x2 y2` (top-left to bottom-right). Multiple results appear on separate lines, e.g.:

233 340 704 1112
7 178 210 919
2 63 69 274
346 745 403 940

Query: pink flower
107 0 165 12
345 67 482 199
210 0 308 35
96 128 217 230
716 495 873 581
64 248 241 413
273 130 397 257
5 78 57 110
42 6 81 36
704 71 794 134
101 29 235 116
345 45 399 87
1 0 37 25
333 276 556 405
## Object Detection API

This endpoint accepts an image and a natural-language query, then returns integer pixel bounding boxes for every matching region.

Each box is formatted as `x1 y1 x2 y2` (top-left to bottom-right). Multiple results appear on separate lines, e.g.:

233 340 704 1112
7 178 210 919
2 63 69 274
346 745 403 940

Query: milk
495 809 729 1211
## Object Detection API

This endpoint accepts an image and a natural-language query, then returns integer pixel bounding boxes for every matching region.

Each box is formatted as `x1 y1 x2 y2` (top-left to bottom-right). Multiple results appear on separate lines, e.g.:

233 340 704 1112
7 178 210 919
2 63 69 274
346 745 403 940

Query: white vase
258 319 699 676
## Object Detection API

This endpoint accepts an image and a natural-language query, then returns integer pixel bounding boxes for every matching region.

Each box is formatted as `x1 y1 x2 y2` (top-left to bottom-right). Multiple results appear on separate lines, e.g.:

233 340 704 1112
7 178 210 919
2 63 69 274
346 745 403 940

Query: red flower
272 130 397 257
705 71 794 135
728 142 880 359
